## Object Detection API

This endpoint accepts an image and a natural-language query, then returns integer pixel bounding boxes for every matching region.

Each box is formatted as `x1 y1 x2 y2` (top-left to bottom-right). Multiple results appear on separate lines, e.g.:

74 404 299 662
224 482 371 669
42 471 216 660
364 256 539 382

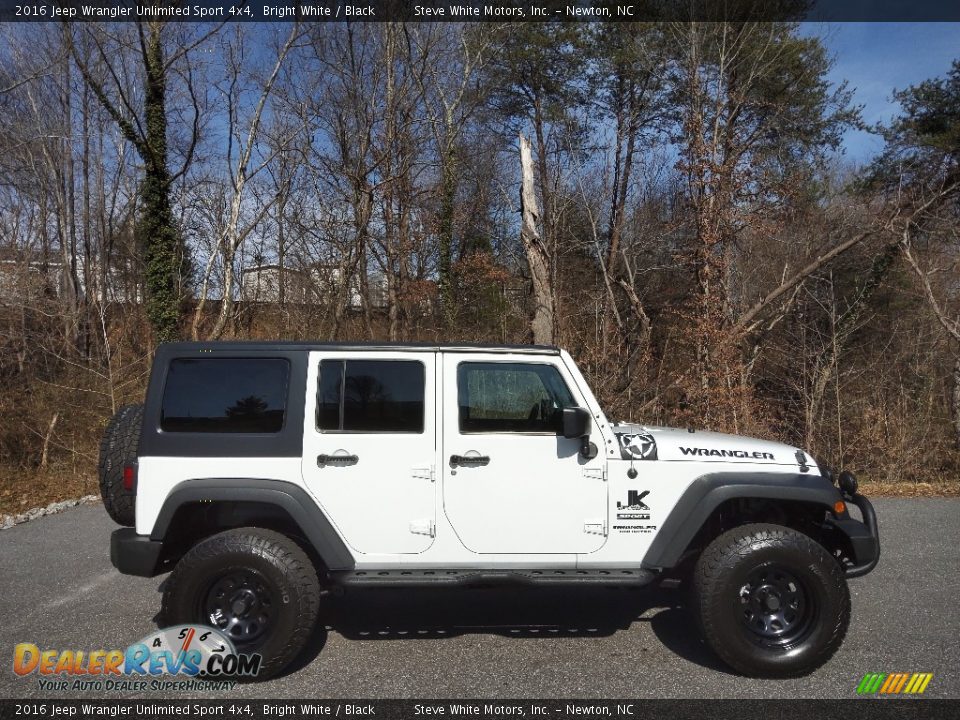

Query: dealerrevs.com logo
12 625 260 692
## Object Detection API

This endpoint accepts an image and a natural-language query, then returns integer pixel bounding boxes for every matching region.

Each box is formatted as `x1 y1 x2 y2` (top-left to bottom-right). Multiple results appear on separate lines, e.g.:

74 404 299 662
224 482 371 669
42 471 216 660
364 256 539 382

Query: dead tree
519 134 553 345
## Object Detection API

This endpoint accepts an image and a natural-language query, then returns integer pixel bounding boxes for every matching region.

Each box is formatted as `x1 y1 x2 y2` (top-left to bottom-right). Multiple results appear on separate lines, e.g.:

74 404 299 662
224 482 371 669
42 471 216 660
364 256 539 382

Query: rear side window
161 358 290 433
317 359 424 433
458 362 575 433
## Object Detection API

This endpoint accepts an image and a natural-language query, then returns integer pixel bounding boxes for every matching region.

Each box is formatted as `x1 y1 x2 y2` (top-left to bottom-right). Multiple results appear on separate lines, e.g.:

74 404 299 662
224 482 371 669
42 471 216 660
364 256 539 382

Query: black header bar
0 700 957 720
1 0 959 23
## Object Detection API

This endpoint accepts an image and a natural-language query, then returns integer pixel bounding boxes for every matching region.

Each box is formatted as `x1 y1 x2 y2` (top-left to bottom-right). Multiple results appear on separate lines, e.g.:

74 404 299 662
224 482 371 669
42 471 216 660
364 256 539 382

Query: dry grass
858 480 960 498
0 466 97 517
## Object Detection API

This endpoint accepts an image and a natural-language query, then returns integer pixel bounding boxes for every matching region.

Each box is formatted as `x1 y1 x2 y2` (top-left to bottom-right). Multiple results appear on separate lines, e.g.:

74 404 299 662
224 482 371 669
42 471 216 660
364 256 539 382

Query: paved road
0 499 957 699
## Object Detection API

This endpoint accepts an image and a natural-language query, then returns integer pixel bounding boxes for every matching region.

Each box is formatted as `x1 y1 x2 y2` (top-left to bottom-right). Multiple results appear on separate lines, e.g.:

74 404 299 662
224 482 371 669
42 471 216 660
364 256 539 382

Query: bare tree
670 21 857 430
519 134 553 344
405 23 499 328
68 20 215 341
191 23 303 340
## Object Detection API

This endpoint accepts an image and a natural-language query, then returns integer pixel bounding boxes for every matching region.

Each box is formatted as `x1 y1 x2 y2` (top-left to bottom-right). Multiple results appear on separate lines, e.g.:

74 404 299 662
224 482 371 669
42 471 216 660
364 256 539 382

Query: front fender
641 472 843 569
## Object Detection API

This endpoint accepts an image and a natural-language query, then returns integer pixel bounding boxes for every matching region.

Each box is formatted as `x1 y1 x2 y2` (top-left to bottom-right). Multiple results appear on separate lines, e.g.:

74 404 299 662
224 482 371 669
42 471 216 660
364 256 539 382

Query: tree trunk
437 158 457 330
139 23 183 342
952 356 960 451
519 134 553 345
70 22 186 342
332 182 372 339
40 413 59 470
382 24 400 341
81 80 93 360
606 88 637 282
278 190 286 310
58 48 82 354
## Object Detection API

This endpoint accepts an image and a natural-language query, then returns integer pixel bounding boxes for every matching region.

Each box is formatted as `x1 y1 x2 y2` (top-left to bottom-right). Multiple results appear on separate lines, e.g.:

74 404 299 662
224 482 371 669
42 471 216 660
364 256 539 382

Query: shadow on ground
282 584 732 677
150 578 734 680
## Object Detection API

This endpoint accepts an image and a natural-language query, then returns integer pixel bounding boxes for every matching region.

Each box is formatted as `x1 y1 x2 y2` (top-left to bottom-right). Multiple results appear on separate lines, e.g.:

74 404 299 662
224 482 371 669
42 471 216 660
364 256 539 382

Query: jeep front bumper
826 492 880 578
110 528 164 577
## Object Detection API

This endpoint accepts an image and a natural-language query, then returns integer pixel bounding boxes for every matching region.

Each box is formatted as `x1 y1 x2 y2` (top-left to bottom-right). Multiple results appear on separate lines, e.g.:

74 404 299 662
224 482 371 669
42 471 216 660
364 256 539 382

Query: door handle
450 454 490 467
317 453 358 467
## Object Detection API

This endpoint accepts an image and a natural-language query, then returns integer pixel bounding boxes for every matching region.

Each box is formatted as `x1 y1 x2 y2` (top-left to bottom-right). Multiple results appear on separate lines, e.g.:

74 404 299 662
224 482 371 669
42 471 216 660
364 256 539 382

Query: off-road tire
160 528 321 681
97 404 143 527
693 523 850 678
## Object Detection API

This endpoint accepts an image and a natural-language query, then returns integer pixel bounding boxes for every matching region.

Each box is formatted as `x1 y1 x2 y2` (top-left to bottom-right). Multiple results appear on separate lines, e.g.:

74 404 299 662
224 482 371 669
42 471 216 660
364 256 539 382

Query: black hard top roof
159 341 561 355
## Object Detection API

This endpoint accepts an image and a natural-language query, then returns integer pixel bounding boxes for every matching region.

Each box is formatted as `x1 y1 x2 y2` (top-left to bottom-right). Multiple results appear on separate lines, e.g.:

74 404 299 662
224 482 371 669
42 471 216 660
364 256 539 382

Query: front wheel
160 528 321 680
693 523 850 677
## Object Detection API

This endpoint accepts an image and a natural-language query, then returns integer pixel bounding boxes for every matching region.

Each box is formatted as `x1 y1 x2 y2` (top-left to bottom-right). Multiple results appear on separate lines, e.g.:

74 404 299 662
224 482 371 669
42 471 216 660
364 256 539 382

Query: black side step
331 568 657 588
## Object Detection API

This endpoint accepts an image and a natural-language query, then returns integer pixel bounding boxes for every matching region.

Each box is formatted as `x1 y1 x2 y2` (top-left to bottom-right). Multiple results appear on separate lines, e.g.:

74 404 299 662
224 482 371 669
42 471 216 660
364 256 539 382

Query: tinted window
317 360 424 433
317 360 344 431
458 362 575 433
161 358 289 433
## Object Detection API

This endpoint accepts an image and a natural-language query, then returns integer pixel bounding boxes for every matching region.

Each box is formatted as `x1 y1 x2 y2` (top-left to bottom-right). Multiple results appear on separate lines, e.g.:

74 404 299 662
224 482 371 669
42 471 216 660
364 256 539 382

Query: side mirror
562 407 597 459
562 406 591 439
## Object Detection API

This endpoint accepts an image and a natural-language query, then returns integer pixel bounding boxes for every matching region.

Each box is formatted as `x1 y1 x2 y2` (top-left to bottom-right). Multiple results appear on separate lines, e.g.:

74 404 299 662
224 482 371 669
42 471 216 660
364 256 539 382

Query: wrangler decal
678 447 775 460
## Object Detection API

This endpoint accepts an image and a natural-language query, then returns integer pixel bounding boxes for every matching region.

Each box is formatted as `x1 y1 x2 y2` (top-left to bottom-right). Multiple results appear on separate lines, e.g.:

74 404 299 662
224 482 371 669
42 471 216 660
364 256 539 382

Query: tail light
122 465 136 492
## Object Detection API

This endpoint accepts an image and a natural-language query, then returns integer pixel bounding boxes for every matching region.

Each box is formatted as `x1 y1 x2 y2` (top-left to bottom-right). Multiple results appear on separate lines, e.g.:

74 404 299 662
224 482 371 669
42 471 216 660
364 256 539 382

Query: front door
302 351 436 554
441 354 608 554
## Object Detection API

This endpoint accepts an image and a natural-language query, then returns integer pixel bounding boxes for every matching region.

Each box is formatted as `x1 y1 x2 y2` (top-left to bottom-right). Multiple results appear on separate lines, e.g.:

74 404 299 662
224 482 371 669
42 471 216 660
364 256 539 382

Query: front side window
317 359 425 433
457 362 575 434
161 358 290 433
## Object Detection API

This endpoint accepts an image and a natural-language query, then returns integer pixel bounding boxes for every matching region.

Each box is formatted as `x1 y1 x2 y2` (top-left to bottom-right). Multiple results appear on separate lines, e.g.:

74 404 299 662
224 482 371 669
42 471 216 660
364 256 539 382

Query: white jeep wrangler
102 342 878 680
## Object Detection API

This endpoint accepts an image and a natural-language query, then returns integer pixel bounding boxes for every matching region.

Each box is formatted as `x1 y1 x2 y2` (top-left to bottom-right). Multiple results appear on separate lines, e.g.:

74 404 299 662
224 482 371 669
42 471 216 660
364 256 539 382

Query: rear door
440 354 608 554
302 351 437 554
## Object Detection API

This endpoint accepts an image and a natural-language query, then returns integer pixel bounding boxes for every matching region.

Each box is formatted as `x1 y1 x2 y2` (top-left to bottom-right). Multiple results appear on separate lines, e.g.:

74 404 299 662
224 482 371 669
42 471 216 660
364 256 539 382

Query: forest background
1 13 959 514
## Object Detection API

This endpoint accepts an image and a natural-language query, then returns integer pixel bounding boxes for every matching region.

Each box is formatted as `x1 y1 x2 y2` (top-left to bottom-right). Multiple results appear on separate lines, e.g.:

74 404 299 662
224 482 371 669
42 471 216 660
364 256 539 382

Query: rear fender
152 478 354 572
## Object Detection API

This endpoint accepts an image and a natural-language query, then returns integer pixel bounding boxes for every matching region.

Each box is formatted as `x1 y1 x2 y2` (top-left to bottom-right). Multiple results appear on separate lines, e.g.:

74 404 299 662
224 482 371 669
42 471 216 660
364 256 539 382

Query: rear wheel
97 404 142 526
693 523 850 677
160 528 320 680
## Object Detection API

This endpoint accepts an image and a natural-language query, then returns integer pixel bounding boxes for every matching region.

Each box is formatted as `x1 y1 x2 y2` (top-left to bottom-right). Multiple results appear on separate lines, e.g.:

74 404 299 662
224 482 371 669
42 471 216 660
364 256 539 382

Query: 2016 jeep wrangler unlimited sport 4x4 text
103 342 878 680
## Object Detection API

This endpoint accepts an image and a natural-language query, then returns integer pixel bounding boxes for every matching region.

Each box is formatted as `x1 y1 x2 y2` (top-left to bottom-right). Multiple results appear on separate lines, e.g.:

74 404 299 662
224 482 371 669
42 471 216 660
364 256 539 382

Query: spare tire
98 404 143 527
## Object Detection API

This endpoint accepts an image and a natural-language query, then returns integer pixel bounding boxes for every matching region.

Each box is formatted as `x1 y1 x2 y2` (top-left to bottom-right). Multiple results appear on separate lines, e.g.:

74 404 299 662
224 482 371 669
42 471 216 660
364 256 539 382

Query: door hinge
412 465 435 482
409 519 436 538
583 465 607 482
584 520 607 536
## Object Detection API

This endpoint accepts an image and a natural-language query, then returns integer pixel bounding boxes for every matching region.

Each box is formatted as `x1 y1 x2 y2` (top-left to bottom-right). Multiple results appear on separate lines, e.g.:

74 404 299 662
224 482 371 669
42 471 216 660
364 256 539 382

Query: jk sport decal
613 490 657 534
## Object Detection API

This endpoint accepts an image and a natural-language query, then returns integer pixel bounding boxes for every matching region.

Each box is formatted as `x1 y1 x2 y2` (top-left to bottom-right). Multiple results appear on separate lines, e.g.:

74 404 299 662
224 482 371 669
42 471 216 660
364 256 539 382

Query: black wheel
693 523 850 677
97 404 143 526
161 528 321 681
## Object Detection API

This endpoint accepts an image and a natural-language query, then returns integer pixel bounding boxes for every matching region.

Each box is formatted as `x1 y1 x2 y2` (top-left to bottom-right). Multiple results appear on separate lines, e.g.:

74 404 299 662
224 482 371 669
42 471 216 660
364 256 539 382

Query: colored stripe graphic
857 673 885 694
879 674 898 693
858 672 932 695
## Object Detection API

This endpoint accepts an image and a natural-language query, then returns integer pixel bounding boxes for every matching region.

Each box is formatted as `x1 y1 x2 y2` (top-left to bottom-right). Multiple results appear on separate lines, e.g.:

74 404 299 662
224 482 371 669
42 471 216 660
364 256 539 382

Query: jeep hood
611 423 810 468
